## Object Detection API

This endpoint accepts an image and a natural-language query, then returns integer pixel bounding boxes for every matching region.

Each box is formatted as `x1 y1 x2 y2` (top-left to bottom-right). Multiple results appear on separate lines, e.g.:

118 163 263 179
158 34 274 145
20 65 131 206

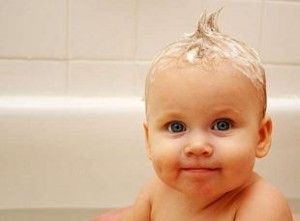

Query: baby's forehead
145 64 264 120
149 65 259 109
146 61 262 102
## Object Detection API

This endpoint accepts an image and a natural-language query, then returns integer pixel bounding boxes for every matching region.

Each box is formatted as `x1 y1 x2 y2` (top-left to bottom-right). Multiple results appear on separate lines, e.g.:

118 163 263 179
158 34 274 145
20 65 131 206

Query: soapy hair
145 9 267 117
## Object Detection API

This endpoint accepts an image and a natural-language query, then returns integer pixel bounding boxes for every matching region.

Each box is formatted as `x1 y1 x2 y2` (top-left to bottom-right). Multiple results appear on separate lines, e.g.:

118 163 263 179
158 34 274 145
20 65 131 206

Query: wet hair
145 9 267 117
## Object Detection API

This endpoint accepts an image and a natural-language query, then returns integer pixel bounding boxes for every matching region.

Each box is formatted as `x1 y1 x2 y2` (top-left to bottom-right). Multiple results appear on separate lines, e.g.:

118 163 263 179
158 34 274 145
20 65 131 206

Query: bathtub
0 96 299 220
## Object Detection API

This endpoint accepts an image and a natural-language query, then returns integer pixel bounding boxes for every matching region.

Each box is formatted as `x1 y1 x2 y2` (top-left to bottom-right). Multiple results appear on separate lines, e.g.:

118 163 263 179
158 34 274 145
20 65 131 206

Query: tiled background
0 0 299 98
0 0 300 213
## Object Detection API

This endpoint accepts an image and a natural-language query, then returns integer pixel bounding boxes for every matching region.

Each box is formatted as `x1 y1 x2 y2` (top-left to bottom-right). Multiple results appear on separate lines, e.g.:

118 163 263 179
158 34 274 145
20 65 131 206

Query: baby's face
144 63 268 198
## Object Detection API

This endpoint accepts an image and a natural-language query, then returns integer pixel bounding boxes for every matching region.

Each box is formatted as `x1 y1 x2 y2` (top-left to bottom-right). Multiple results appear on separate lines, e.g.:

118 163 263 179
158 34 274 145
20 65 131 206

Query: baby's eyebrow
211 108 242 116
154 111 185 122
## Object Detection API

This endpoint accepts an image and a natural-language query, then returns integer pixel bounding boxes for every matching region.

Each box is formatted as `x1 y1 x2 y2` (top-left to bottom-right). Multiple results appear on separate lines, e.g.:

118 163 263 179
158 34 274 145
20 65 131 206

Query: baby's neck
168 172 261 213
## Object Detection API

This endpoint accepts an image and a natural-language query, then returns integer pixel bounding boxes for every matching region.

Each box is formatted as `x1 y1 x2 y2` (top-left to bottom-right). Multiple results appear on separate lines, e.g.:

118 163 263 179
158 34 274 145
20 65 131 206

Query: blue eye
212 119 232 131
168 121 186 133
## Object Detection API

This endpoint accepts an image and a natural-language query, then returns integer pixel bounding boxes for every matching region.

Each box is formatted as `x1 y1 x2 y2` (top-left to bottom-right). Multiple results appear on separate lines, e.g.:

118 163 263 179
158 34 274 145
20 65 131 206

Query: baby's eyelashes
211 119 233 131
167 121 186 133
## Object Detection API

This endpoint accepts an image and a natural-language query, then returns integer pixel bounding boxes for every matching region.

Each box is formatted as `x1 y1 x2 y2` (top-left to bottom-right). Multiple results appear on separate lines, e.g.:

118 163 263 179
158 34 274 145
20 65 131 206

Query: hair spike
195 9 207 38
207 7 223 32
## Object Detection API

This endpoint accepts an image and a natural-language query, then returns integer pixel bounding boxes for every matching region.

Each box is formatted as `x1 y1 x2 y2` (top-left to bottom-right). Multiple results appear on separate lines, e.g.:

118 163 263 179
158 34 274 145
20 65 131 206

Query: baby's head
143 10 272 198
145 9 266 119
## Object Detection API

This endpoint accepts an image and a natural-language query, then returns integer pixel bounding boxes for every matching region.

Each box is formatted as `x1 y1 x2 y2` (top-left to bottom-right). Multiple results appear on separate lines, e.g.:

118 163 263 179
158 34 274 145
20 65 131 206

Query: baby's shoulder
234 177 292 220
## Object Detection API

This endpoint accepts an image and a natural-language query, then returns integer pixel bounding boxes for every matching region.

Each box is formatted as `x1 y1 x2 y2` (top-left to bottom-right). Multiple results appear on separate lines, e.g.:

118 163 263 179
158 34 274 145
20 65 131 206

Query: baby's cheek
152 157 181 186
150 137 182 165
151 150 178 174
221 146 256 173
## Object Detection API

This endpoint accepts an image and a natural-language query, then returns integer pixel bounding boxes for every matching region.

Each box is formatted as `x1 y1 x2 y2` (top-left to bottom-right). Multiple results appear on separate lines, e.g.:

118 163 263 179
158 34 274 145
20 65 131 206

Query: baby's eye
212 119 232 131
167 121 186 133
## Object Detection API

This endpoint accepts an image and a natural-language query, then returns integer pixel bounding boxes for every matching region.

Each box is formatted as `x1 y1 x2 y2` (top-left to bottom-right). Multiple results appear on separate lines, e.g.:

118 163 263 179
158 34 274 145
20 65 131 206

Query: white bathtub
0 97 299 219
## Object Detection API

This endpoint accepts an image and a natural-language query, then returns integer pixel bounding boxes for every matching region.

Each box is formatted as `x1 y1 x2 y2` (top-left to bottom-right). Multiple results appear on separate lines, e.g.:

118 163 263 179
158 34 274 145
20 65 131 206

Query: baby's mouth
181 167 221 175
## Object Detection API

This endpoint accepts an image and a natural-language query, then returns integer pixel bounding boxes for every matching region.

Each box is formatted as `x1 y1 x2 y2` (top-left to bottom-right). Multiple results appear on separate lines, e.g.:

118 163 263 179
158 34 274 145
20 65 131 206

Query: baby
94 9 292 221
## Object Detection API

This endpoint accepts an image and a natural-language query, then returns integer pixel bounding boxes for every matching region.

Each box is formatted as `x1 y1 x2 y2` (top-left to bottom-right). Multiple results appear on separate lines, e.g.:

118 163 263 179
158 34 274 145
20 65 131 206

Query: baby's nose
184 132 213 157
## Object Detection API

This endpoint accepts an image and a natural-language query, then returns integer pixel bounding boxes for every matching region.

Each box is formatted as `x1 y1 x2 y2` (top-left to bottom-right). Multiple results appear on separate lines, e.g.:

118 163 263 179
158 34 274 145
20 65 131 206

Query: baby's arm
120 180 154 221
235 181 292 221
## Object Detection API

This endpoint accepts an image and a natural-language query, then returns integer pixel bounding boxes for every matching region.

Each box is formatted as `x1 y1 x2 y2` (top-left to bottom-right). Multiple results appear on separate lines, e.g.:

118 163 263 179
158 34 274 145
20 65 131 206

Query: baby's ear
256 116 273 158
143 122 153 160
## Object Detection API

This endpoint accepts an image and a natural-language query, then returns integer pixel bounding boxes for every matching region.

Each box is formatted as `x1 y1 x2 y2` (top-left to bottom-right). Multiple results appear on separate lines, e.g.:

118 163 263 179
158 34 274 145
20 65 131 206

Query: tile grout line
133 0 139 60
0 58 299 67
258 0 266 55
66 0 71 96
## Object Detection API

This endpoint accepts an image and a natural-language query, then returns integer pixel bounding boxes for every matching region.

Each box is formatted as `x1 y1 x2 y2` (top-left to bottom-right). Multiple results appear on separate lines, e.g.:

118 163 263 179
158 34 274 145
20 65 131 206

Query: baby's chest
151 201 236 221
152 210 234 221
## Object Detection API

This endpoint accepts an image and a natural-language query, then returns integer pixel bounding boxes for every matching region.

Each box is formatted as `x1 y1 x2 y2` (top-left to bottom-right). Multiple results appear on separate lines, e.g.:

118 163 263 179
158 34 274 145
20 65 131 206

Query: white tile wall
0 0 67 59
69 61 138 97
135 61 150 97
202 0 262 51
260 1 300 64
266 64 300 98
136 0 204 59
69 0 137 59
0 0 299 97
0 60 67 96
